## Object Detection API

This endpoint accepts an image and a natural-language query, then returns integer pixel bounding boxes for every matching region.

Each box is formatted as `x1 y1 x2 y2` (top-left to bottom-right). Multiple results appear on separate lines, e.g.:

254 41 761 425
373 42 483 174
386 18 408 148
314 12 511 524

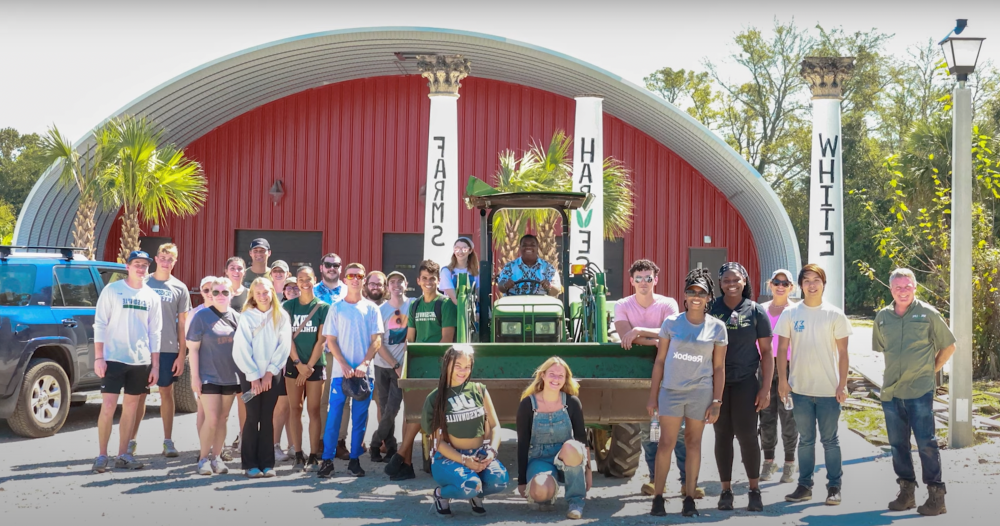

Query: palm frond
601 156 634 240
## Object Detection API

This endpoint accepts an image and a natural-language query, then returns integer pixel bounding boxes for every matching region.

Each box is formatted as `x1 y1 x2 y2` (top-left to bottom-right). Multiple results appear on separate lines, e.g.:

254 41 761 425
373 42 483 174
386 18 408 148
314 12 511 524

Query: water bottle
783 395 794 411
649 413 661 442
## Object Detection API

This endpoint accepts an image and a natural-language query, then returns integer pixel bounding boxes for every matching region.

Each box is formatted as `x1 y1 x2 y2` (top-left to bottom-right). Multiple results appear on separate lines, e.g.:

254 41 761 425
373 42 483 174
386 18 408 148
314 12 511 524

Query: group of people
88 233 955 520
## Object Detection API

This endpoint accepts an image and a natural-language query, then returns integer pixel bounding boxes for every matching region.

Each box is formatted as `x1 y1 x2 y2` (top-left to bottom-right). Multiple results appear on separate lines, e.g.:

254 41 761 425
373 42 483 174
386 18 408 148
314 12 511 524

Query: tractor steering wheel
507 279 546 296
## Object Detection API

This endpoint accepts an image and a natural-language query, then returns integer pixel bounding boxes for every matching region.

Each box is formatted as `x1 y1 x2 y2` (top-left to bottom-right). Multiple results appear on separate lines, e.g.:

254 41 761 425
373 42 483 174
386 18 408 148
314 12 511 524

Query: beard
367 290 385 302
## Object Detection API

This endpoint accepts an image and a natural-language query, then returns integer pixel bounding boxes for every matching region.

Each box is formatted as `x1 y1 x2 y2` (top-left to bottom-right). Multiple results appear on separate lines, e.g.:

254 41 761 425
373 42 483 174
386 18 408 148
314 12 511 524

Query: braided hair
683 268 716 312
719 261 752 300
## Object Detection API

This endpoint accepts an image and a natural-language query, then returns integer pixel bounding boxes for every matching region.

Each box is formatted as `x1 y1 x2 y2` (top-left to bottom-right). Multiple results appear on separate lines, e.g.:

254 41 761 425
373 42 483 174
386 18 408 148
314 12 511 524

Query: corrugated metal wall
103 75 760 300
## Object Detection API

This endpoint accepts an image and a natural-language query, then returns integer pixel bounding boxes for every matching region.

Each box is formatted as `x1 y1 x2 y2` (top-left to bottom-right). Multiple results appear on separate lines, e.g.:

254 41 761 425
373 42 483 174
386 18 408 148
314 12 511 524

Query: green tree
644 67 719 125
0 197 16 244
40 124 119 259
100 116 208 263
0 128 47 218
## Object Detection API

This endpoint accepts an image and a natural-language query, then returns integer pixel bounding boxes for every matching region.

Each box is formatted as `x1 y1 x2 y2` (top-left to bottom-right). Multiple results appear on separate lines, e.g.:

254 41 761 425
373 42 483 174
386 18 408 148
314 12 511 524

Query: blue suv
0 246 128 437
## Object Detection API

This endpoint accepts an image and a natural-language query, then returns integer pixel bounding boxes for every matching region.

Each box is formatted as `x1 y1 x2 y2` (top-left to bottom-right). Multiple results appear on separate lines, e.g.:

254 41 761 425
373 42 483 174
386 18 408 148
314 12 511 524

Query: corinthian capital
417 54 471 97
800 57 855 99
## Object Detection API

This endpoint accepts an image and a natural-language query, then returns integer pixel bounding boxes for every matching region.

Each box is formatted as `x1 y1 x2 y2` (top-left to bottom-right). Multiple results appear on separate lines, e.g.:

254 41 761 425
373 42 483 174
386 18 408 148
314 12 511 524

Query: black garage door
234 230 324 277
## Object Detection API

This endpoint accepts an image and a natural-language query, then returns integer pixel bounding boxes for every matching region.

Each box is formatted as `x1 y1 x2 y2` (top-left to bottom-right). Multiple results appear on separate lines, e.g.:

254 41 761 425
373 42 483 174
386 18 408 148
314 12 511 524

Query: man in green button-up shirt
872 268 955 516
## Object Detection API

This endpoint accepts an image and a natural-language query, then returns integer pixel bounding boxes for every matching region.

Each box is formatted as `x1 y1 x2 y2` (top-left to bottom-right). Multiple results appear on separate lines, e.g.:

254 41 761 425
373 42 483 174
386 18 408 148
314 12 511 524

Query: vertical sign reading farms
418 55 470 267
802 57 853 311
570 96 604 304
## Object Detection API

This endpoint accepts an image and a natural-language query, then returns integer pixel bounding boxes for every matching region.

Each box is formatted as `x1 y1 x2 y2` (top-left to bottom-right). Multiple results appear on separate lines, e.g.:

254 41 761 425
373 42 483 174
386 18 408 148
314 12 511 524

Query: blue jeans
642 422 687 483
322 377 372 461
526 442 587 508
882 391 943 487
431 449 510 499
791 393 842 489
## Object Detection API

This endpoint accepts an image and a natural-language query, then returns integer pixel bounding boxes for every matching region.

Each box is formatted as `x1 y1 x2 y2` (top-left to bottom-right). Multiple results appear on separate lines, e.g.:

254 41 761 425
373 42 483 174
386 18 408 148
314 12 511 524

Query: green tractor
399 178 655 479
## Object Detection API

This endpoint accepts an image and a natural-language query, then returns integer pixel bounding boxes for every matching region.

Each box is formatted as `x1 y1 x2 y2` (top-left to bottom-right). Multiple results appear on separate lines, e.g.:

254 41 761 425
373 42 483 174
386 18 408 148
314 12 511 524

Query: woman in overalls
516 357 591 519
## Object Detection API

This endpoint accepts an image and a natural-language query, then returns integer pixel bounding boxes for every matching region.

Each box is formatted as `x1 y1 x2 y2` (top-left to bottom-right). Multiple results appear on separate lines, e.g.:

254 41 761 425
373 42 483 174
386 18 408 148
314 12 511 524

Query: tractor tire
6 359 71 438
173 359 198 413
593 424 642 479
422 432 432 473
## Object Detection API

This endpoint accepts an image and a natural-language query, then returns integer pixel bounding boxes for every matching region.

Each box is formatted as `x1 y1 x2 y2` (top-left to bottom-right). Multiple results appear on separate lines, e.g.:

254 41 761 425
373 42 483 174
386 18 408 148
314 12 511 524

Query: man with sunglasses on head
369 271 412 464
614 260 701 499
315 253 352 460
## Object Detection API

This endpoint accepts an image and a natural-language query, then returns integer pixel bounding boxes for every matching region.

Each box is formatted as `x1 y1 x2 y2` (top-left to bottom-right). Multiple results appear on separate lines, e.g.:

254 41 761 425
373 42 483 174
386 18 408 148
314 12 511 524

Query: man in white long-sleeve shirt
91 251 163 473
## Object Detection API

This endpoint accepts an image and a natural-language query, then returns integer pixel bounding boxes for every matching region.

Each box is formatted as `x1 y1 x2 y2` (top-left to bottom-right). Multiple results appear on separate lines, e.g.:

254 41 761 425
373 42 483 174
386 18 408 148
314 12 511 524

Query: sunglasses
771 279 792 287
322 261 342 269
684 289 710 298
632 276 655 283
211 290 232 297
344 274 365 281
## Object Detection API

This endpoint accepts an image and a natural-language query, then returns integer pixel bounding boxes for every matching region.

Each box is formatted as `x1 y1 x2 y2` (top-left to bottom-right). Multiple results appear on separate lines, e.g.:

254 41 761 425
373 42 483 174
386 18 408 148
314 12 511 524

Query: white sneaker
274 444 290 462
127 439 137 456
760 460 776 481
211 457 229 474
780 462 797 484
197 458 213 476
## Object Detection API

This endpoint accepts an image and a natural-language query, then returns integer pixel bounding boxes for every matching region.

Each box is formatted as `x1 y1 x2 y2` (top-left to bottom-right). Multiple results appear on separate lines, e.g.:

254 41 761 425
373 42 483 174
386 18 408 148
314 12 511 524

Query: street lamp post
939 19 984 449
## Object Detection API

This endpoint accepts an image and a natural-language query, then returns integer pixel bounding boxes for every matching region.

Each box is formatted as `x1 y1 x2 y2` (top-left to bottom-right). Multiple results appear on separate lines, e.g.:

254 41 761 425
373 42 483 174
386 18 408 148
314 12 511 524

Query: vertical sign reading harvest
570 96 604 304
418 55 470 266
802 57 854 310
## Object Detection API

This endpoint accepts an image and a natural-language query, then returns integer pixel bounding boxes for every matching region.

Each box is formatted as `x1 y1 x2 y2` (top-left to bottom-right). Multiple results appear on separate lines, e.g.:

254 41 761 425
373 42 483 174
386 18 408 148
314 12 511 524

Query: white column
801 57 854 311
949 82 974 448
418 54 470 267
570 96 604 304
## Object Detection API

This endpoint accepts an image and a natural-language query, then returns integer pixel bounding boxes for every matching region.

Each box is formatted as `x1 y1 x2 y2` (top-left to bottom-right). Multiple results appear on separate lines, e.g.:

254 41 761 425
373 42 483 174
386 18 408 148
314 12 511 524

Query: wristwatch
292 359 302 366
712 399 723 404
393 362 402 370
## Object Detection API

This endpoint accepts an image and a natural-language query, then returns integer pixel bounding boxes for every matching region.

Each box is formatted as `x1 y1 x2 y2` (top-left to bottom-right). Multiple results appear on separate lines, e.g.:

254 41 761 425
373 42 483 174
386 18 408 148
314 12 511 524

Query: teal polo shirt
872 299 956 402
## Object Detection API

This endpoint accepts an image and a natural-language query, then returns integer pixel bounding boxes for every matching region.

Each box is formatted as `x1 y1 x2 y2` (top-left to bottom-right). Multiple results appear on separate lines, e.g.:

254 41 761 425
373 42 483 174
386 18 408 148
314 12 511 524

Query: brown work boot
917 484 947 516
335 439 350 460
888 480 916 511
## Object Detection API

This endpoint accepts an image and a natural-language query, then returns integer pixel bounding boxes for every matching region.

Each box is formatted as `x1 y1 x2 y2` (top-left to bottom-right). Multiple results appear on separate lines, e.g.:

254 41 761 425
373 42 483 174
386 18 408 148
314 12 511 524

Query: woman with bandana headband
709 262 774 512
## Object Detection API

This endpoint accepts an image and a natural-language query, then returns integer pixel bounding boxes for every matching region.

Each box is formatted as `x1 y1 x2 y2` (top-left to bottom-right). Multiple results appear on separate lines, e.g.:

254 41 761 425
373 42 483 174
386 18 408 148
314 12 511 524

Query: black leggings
714 375 761 482
239 373 280 471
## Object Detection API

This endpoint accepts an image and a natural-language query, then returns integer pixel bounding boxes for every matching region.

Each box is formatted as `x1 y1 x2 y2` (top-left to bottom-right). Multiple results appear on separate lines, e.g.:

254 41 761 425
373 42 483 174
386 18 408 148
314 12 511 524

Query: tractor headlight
535 321 557 335
501 321 522 335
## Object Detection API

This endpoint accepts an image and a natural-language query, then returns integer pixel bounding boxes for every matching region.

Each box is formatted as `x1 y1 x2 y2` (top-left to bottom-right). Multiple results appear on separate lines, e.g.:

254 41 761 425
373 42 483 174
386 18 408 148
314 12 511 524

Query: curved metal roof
15 26 800 292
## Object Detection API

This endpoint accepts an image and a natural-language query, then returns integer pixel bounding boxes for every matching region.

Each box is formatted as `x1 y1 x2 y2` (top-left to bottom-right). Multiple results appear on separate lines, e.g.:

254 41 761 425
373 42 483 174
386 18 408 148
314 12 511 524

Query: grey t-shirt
375 298 412 368
186 307 241 386
658 312 728 391
322 298 385 378
243 268 270 289
146 276 191 354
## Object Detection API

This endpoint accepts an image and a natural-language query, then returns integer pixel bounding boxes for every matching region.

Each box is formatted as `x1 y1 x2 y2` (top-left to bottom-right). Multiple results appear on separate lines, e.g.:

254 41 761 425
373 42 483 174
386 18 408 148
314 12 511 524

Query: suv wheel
7 359 71 438
173 357 198 413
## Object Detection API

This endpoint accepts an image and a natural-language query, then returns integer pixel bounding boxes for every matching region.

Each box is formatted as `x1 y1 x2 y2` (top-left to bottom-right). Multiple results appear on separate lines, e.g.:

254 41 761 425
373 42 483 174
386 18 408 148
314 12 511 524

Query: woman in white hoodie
233 278 292 478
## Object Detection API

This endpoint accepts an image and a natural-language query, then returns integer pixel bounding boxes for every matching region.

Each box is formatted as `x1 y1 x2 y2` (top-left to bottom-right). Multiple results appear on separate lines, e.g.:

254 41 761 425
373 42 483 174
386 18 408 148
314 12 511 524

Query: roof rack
0 245 87 261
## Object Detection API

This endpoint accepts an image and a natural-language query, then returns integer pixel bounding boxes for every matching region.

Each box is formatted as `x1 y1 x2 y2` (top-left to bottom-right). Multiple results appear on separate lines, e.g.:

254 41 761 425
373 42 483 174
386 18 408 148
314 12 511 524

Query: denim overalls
525 392 586 509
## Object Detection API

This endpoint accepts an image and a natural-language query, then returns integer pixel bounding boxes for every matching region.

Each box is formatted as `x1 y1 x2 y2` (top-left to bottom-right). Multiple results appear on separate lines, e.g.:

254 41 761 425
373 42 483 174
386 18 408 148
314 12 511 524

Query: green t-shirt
421 381 486 439
282 297 330 366
406 294 457 343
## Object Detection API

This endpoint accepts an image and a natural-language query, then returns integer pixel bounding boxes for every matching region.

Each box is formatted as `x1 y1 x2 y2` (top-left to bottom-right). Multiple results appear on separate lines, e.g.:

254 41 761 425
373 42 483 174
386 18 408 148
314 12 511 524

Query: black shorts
201 383 240 396
274 370 287 396
285 359 326 382
101 361 151 396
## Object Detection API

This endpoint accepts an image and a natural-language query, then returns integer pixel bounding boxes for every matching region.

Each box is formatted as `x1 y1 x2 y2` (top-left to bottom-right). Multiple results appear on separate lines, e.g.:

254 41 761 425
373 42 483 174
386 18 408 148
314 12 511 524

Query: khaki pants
321 359 350 441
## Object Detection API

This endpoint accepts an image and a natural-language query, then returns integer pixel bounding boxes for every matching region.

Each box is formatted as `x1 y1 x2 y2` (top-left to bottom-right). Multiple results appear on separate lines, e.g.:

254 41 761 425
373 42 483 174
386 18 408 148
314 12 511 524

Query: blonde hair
211 277 233 290
520 356 579 400
244 277 282 327
157 243 178 257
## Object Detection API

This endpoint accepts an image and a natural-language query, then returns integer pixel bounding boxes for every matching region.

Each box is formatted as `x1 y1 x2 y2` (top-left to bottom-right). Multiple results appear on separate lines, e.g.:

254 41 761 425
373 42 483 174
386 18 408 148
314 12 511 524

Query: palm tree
100 116 208 263
489 130 634 276
40 124 119 259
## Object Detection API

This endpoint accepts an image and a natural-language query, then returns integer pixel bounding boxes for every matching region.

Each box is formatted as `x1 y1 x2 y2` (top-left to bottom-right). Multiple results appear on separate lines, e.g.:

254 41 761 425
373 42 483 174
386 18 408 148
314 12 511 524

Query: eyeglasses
632 276 655 283
211 290 231 297
368 282 385 288
344 274 364 281
201 289 212 295
684 289 709 298
322 261 342 269
454 246 471 253
771 280 792 287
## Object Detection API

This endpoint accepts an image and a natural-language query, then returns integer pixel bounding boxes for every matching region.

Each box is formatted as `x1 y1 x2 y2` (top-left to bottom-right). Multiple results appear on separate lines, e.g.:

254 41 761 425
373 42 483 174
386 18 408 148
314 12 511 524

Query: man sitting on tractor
497 235 562 298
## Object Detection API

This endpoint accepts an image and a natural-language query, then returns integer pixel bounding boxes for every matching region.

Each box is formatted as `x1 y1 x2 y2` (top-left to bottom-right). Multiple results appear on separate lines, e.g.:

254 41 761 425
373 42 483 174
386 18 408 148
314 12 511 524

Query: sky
2 0 999 142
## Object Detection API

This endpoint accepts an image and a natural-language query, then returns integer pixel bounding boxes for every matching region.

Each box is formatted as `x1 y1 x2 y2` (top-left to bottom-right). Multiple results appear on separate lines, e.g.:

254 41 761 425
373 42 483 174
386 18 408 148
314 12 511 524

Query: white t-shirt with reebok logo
774 301 853 397
657 312 728 392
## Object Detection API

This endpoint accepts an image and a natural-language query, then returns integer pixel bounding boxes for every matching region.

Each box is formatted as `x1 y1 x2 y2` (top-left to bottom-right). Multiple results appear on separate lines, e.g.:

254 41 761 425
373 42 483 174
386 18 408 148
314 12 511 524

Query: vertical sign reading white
570 96 604 304
808 99 845 310
423 96 459 267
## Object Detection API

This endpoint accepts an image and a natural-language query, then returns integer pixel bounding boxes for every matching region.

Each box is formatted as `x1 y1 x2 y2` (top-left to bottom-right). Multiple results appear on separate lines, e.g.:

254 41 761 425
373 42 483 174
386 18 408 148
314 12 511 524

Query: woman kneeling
517 357 591 519
422 345 509 515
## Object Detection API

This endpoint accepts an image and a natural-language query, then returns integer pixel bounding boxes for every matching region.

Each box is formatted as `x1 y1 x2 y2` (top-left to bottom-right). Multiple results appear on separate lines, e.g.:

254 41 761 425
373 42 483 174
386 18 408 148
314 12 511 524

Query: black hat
250 238 270 250
341 376 371 402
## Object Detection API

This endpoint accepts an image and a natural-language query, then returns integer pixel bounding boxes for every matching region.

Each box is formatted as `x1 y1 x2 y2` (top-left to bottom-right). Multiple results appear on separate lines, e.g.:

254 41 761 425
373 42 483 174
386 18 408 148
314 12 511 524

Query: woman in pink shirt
758 269 798 483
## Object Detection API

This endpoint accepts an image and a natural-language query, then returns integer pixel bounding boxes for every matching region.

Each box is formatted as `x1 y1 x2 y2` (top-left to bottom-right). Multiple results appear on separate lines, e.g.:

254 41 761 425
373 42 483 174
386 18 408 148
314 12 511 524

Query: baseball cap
200 276 216 287
770 269 794 281
269 260 289 273
386 271 407 282
250 238 270 250
126 250 153 264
